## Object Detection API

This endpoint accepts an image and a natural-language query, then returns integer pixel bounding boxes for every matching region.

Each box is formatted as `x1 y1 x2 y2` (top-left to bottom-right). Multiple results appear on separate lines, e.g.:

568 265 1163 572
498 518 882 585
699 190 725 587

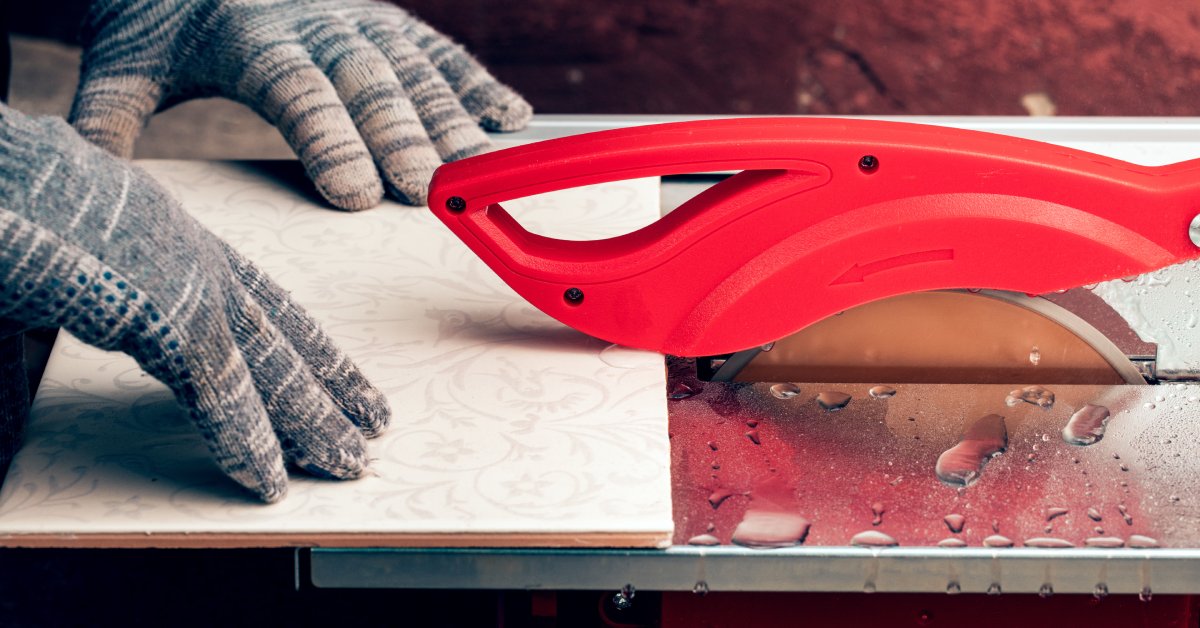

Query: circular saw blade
714 290 1146 385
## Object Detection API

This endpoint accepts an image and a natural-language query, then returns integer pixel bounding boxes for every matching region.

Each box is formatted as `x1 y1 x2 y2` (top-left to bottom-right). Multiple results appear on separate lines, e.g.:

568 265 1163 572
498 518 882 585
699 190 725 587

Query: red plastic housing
428 118 1200 356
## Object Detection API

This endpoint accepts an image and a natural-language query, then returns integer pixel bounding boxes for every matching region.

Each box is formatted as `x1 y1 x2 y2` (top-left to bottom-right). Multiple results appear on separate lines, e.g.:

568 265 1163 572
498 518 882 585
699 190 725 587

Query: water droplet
1006 385 1055 409
760 341 776 352
746 419 759 429
1062 404 1112 446
816 391 852 411
1112 453 1121 460
711 463 720 470
1041 433 1051 442
669 382 702 400
869 385 896 399
1128 535 1159 548
1119 463 1129 472
1093 583 1109 601
1170 495 1180 502
1085 536 1125 548
983 534 1014 548
708 489 736 509
992 520 1001 533
707 441 719 451
1046 507 1069 521
600 344 655 369
1029 346 1041 366
943 513 966 533
767 383 807 402
936 414 1008 487
1024 537 1074 548
1027 453 1037 462
850 530 898 547
1118 504 1134 526
1087 507 1103 522
987 583 1002 596
937 537 967 547
1094 526 1105 535
693 581 709 596
687 533 720 546
1038 583 1054 598
946 581 962 595
612 583 636 610
745 430 761 445
731 509 811 549
1139 587 1153 602
706 522 716 532
871 502 886 526
862 582 877 594
1144 403 1157 410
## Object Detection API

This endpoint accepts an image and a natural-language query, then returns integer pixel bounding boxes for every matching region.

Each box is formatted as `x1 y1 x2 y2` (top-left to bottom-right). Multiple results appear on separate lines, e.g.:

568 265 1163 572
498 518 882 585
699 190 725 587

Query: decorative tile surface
0 161 670 544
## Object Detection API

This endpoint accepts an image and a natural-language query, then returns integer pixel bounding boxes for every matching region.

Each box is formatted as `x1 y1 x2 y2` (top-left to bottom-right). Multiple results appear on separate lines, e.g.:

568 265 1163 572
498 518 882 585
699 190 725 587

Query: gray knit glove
0 104 391 502
70 0 533 209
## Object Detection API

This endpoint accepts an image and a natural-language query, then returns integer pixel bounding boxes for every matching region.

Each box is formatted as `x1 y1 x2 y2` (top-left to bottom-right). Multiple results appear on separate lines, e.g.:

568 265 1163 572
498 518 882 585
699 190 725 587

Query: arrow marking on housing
831 249 955 285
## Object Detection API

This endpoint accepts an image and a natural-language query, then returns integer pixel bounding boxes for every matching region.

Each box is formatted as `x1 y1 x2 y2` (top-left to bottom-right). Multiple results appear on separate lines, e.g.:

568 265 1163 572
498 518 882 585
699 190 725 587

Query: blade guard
428 118 1200 356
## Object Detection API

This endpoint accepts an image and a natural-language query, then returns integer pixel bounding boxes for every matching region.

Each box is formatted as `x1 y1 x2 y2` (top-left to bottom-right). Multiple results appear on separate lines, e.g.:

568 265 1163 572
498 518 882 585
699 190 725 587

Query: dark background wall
10 0 1200 117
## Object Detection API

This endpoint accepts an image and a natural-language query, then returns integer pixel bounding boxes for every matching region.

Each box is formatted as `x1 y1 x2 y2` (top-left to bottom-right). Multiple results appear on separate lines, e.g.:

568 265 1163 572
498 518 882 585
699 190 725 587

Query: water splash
936 414 1008 487
816 391 852 411
850 530 898 547
769 383 801 399
1024 537 1074 548
944 513 965 533
1006 385 1055 409
731 508 811 549
612 583 636 610
1129 535 1159 548
983 534 1014 548
871 502 886 526
868 385 897 399
1062 404 1112 446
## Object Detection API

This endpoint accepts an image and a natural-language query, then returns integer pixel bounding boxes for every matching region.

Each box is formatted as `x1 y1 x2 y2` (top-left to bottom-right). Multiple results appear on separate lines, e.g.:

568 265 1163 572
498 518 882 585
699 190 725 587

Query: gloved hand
0 104 391 502
70 0 532 209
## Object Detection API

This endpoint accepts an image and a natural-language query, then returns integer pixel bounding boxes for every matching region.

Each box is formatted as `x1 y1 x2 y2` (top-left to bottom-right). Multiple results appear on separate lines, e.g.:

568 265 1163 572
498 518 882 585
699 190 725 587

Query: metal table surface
311 115 1200 595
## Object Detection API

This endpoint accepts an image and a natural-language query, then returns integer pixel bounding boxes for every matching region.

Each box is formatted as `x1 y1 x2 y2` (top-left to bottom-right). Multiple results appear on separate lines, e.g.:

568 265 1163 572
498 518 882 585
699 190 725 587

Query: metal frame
311 114 1200 592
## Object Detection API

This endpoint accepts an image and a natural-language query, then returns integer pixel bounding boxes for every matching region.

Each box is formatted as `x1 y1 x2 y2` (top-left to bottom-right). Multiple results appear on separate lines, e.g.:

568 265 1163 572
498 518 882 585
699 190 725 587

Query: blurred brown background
9 0 1200 126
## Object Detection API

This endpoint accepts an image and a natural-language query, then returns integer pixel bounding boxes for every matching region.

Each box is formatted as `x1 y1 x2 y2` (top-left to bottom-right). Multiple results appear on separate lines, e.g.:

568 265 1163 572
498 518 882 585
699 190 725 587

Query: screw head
446 196 466 212
564 287 585 304
1190 214 1200 248
858 155 879 172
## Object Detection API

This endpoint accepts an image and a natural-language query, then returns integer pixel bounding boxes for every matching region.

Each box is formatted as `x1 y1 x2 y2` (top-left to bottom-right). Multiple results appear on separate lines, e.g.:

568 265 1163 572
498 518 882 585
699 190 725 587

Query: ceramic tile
0 161 670 545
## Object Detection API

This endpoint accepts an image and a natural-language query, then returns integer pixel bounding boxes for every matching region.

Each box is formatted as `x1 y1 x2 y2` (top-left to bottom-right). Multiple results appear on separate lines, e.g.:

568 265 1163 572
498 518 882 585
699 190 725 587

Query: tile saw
424 118 1200 579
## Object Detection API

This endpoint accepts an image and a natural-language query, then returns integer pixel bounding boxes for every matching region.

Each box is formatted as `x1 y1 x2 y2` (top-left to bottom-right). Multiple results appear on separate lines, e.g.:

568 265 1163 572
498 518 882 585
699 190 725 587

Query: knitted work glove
0 104 391 502
71 0 532 209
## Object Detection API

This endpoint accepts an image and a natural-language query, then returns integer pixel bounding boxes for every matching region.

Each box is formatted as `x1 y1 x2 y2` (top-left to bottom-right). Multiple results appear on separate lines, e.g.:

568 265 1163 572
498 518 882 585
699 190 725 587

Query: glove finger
218 239 390 437
299 18 450 206
355 20 495 165
238 41 382 211
225 280 369 480
0 331 29 475
69 73 163 158
0 208 289 501
393 16 532 132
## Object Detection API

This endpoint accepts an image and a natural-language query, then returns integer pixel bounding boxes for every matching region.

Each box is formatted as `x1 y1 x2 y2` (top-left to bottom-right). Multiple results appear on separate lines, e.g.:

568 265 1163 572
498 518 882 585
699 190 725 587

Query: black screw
858 155 879 172
446 196 466 212
564 287 585 305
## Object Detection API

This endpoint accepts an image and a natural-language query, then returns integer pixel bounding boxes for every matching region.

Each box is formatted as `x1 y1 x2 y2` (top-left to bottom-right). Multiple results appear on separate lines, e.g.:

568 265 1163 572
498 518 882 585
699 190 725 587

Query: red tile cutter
428 118 1200 356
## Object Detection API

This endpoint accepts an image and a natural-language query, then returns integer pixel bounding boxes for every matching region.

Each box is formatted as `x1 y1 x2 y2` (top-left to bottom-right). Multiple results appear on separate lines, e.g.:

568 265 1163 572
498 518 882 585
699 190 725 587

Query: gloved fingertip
294 429 370 481
383 172 433 206
348 391 392 439
477 92 534 133
313 169 385 212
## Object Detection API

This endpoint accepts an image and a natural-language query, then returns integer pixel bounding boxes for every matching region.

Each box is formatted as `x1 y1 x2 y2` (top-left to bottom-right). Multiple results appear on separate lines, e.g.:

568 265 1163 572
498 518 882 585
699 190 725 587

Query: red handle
429 117 1200 356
